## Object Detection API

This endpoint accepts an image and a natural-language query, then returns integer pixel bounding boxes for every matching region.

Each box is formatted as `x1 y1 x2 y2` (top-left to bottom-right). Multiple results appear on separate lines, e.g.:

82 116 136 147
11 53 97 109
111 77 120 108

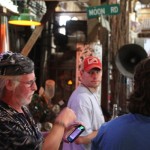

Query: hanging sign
86 4 120 19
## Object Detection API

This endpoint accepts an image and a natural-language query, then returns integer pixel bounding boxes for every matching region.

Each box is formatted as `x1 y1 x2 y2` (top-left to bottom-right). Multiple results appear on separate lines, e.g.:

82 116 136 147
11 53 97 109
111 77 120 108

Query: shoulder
68 91 93 108
0 101 15 119
98 114 132 130
70 85 92 100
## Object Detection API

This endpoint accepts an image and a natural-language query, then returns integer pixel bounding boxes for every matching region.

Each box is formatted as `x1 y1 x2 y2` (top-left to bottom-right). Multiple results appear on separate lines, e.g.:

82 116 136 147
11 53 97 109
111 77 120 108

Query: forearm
75 130 98 144
42 107 76 150
42 123 65 150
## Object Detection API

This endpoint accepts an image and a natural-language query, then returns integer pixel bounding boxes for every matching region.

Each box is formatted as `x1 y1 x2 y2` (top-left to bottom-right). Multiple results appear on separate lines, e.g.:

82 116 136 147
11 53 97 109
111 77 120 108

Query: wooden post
87 0 100 42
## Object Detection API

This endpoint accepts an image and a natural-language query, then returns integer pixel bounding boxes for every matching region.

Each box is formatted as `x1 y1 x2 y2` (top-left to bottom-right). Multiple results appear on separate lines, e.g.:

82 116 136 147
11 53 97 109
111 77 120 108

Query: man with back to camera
91 57 150 150
63 55 105 150
0 51 77 150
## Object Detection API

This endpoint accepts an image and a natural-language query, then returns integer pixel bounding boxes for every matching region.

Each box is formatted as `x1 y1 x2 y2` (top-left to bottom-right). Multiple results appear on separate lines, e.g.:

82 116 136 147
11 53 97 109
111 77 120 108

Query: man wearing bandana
0 51 76 150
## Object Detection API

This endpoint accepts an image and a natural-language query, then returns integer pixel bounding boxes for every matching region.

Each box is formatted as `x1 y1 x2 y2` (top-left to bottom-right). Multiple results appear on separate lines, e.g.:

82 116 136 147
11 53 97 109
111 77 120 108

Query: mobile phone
67 124 85 143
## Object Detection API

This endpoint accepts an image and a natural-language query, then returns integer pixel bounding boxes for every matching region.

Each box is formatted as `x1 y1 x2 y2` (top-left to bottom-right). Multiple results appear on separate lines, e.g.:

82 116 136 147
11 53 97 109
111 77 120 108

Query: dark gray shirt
0 101 43 150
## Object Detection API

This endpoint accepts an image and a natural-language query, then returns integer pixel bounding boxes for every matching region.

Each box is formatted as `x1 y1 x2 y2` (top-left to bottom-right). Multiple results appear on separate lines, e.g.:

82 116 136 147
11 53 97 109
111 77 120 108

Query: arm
42 107 76 150
42 123 65 150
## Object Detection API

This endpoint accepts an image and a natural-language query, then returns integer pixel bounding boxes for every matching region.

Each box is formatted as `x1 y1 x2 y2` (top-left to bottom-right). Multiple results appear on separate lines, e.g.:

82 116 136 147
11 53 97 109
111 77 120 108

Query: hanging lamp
8 8 41 26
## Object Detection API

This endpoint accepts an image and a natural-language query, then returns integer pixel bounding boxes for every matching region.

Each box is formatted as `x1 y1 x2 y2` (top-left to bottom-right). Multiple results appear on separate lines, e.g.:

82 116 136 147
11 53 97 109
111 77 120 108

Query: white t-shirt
62 84 105 150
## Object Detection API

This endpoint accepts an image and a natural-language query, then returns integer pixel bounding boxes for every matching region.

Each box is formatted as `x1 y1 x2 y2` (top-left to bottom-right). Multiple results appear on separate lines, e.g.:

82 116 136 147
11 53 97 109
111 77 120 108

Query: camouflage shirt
0 101 43 150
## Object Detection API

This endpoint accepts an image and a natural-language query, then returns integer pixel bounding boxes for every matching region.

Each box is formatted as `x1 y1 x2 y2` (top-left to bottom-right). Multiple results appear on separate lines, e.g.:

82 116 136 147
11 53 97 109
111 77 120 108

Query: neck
89 87 97 93
2 97 23 113
81 83 97 93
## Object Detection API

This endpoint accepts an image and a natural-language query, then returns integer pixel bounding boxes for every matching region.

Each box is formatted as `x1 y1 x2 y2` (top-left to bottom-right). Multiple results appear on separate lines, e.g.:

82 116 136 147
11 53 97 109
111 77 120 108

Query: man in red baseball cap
63 55 105 150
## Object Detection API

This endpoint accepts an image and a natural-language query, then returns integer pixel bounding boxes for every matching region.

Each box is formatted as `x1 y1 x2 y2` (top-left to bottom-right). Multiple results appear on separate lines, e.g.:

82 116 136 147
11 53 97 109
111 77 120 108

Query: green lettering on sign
86 4 120 19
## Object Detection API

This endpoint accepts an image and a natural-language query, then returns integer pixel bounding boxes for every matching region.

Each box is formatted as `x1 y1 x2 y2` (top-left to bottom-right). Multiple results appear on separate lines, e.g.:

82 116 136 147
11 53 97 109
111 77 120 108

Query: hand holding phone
66 124 85 143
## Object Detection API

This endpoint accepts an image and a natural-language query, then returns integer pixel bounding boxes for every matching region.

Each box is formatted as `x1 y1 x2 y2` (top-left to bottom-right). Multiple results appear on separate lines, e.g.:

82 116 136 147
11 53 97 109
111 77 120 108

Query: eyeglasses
16 78 36 88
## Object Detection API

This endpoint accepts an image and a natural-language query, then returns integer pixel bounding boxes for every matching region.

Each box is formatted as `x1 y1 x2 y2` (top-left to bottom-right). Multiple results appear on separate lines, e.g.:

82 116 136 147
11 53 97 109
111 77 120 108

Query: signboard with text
86 4 120 19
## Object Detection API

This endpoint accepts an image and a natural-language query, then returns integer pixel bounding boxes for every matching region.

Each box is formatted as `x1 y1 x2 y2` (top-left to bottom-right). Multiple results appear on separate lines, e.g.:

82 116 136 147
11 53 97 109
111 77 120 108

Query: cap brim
85 65 102 72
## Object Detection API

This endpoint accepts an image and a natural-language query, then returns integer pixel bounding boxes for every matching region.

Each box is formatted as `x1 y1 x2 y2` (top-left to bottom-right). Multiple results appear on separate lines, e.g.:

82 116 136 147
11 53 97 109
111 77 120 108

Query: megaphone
115 44 148 78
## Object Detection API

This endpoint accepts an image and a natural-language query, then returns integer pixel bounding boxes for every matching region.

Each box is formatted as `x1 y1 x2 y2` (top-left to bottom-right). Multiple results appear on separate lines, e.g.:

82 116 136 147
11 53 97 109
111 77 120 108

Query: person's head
128 57 150 116
79 55 102 89
0 51 37 106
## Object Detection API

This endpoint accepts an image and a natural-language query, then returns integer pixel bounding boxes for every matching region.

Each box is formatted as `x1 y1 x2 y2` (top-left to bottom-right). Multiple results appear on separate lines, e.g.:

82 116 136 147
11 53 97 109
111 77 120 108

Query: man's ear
80 70 83 76
79 70 84 82
5 80 15 91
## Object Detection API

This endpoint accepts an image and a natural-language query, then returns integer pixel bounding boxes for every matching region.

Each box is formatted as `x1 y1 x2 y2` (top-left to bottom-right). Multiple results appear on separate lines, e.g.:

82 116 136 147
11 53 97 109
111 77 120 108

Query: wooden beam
21 1 59 56
21 26 44 56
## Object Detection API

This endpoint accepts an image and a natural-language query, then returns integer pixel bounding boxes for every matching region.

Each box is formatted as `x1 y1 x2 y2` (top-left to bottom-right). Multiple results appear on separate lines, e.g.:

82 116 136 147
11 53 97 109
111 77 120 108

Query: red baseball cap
83 56 102 72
